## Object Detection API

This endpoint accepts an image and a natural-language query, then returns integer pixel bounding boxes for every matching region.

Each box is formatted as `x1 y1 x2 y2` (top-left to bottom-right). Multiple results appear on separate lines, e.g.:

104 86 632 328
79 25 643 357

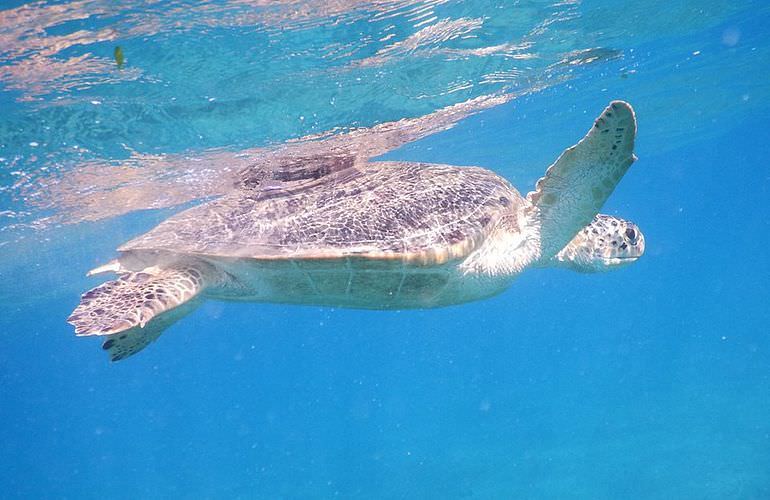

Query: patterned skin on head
552 214 645 272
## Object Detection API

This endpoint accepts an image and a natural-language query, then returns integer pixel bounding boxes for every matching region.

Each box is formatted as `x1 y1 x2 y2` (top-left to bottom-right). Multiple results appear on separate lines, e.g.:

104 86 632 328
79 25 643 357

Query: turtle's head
552 215 645 272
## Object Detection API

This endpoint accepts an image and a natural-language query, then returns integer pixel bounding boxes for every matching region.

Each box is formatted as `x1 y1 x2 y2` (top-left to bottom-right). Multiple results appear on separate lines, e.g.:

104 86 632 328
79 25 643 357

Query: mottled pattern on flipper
527 101 636 260
101 326 162 362
100 298 201 361
67 264 208 336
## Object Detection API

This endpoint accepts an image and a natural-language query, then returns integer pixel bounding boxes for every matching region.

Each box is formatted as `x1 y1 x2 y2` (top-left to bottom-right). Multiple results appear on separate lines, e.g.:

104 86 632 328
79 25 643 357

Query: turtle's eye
625 228 636 241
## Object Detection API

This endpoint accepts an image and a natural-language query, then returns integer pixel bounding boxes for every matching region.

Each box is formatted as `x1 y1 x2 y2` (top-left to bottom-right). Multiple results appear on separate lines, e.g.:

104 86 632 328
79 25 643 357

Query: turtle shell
119 161 523 265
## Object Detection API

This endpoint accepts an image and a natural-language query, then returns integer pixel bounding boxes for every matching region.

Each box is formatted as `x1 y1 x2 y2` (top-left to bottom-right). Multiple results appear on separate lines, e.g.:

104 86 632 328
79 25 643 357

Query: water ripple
0 0 629 241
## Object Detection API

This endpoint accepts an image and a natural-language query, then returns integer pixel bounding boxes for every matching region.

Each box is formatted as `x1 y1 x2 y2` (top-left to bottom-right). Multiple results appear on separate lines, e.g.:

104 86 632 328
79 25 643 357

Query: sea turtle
68 101 645 361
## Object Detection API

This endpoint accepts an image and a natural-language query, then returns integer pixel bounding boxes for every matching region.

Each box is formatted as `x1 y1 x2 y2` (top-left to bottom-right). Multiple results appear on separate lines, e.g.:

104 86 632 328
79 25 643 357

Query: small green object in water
114 46 124 68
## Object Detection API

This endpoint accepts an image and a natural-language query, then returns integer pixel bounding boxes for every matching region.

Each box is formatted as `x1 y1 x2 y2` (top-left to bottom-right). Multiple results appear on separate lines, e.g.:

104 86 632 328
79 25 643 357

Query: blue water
1 1 769 498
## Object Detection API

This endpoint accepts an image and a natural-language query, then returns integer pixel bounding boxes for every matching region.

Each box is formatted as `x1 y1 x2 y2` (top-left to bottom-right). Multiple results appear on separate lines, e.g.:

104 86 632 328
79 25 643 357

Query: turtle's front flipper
68 263 214 359
528 101 637 261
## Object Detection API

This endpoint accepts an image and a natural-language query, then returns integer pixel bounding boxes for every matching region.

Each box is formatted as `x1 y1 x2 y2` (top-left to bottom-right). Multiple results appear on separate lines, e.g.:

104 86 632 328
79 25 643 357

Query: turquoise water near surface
1 1 769 498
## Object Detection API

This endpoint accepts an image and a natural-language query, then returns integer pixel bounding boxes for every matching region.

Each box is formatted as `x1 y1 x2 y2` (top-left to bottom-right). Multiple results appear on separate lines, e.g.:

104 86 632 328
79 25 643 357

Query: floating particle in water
114 46 125 68
620 69 636 79
722 27 741 47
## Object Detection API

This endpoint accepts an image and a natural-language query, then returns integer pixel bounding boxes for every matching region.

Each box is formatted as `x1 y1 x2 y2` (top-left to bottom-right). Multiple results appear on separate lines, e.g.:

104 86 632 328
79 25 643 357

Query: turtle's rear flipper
99 298 202 361
68 265 209 359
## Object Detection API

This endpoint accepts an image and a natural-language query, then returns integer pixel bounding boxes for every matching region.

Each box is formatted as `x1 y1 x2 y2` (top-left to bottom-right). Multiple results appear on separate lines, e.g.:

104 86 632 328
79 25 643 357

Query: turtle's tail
68 262 212 361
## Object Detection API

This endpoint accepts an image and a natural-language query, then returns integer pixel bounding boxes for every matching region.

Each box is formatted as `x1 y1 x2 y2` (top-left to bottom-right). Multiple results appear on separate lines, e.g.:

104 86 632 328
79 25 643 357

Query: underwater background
1 0 769 497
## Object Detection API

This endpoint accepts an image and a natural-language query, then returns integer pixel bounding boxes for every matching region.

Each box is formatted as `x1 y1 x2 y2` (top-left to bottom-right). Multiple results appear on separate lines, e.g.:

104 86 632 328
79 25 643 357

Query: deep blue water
1 1 769 498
